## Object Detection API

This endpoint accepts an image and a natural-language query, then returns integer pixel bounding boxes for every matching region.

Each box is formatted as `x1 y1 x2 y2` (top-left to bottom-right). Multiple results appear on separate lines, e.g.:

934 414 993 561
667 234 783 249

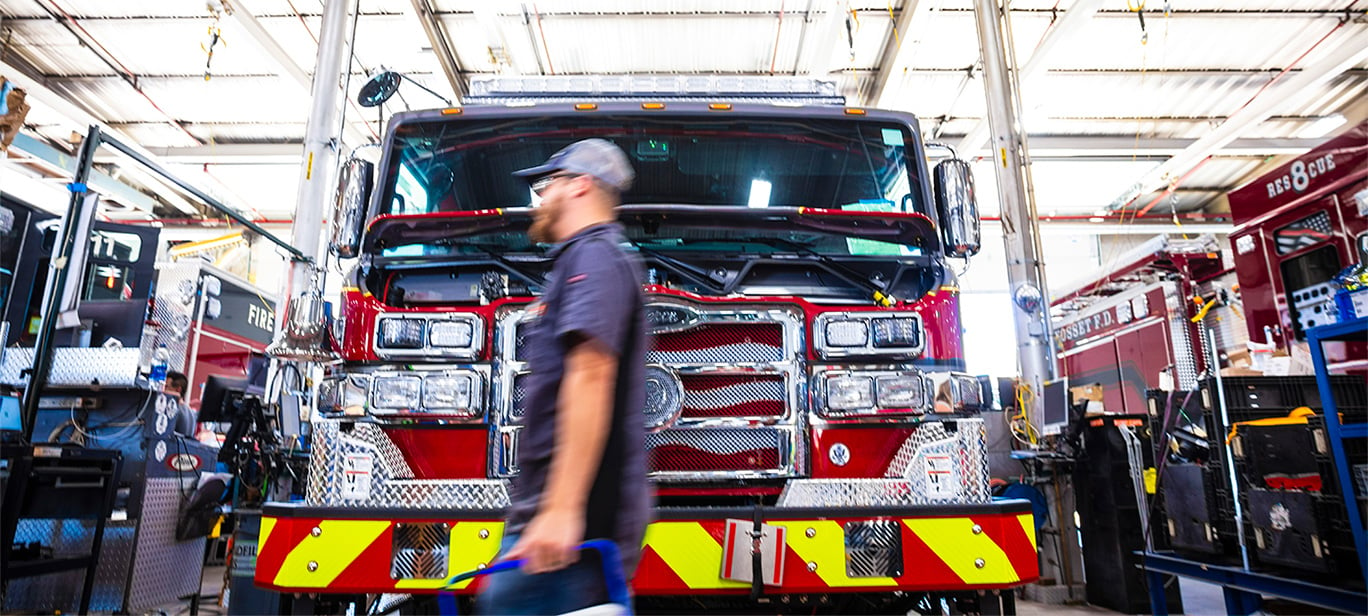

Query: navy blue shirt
508 223 650 574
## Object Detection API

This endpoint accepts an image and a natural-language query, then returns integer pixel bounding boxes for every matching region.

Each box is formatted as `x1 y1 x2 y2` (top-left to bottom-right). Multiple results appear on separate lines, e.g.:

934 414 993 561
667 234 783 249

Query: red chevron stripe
254 517 319 585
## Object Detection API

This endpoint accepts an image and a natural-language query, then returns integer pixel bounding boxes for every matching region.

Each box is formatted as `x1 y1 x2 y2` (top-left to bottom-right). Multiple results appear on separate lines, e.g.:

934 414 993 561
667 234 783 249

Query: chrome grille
495 301 803 480
391 523 450 580
845 521 904 578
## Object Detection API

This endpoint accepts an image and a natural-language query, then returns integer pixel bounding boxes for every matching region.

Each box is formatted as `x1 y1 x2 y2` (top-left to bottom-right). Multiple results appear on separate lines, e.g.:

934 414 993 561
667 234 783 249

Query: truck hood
364 205 941 253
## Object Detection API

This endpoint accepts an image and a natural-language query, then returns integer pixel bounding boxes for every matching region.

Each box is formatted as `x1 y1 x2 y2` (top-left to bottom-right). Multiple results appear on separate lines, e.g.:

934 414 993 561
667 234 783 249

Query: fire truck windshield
378 114 931 224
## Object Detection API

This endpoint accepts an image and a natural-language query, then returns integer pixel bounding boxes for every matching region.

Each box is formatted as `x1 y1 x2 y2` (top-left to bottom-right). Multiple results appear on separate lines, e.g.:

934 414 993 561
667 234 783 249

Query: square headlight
378 318 425 349
372 375 422 410
875 375 925 409
429 320 475 348
824 320 869 348
871 318 920 348
827 375 874 411
424 374 478 414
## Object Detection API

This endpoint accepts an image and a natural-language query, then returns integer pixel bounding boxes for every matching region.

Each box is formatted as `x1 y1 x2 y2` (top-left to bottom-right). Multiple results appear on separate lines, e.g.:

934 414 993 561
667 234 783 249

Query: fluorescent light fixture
1300 113 1346 139
1089 217 1105 223
748 178 772 208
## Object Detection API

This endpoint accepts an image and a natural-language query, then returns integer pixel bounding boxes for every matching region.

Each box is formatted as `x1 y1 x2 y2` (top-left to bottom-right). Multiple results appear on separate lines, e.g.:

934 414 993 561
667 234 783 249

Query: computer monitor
1 392 22 438
1039 378 1071 436
199 374 248 423
244 353 270 397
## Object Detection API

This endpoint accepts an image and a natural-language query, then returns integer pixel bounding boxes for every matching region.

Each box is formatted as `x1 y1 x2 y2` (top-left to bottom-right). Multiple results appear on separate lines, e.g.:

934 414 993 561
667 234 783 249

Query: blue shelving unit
1306 316 1368 589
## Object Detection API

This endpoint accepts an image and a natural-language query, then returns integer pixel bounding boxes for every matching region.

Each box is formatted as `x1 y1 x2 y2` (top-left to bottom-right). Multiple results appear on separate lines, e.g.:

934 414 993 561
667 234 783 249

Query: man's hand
502 508 586 574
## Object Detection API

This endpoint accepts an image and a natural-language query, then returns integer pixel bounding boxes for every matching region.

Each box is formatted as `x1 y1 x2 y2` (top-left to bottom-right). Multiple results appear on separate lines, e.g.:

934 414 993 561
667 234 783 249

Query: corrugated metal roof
1 0 1364 222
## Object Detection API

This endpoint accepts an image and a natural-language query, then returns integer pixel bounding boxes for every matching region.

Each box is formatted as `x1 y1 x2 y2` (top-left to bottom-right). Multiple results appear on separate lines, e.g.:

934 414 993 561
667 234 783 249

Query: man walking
478 139 650 614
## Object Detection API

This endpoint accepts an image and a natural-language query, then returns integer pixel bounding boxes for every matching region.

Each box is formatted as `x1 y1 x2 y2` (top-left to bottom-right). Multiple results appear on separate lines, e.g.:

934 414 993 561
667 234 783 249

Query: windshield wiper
464 243 548 287
626 242 731 293
731 236 900 307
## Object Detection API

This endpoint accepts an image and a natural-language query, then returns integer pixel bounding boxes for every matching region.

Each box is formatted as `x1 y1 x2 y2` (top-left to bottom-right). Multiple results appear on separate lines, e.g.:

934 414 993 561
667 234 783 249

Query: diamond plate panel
778 419 989 507
646 428 785 474
3 519 136 613
844 521 903 578
0 347 143 387
126 478 207 611
391 523 451 579
307 419 510 509
144 261 202 373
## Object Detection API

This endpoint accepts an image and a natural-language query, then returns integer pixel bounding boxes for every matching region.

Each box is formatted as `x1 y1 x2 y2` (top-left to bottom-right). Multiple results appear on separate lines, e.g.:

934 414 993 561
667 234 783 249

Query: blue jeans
476 536 613 615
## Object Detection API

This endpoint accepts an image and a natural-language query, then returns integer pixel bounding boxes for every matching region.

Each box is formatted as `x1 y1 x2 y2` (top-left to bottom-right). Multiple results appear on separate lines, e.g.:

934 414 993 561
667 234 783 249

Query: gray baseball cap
513 138 635 192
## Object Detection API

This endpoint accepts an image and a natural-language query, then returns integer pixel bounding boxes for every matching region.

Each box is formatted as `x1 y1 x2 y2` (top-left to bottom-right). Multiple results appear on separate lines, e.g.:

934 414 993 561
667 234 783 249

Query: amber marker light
708 103 733 111
574 103 598 111
845 108 867 115
441 108 463 115
642 102 666 110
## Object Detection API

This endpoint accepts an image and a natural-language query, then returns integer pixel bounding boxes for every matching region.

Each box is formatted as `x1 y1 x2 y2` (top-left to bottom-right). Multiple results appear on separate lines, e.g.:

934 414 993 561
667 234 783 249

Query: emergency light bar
464 75 845 106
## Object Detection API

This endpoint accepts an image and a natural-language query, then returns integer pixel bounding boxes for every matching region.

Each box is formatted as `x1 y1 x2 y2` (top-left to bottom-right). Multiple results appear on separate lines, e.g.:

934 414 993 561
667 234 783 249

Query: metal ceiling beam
955 0 1105 154
1110 27 1368 209
112 134 1329 165
223 0 371 147
408 0 468 101
869 0 933 108
796 0 847 77
0 58 203 214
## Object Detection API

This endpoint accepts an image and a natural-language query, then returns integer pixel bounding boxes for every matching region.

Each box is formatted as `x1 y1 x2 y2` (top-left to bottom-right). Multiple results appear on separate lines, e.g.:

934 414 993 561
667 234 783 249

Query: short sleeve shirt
507 223 651 574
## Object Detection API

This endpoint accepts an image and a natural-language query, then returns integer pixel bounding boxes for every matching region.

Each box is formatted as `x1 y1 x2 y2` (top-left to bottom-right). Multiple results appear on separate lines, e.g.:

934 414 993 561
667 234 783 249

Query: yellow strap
1226 407 1315 444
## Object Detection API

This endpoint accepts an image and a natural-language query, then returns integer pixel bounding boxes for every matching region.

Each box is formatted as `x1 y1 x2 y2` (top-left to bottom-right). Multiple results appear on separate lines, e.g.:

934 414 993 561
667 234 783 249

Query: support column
271 0 356 354
971 0 1055 407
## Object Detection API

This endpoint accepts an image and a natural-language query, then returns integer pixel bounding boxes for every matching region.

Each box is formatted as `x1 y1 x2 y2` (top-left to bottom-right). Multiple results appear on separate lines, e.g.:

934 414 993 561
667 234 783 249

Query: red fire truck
254 78 1037 613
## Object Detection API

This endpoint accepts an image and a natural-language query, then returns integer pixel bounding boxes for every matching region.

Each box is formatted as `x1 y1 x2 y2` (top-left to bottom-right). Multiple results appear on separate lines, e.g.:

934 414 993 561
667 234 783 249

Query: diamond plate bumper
255 500 1037 595
0 347 143 388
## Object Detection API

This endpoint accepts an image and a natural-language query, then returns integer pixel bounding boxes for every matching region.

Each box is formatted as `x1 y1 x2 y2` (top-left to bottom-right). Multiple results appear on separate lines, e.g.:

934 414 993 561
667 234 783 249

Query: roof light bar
463 75 845 106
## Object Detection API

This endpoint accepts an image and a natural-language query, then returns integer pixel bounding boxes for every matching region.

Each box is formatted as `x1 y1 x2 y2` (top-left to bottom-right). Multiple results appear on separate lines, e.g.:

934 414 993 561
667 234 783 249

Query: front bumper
254 500 1037 595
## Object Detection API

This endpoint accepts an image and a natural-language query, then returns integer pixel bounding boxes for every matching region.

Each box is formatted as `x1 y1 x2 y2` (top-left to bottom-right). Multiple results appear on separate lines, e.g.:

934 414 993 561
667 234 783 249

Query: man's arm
503 336 618 573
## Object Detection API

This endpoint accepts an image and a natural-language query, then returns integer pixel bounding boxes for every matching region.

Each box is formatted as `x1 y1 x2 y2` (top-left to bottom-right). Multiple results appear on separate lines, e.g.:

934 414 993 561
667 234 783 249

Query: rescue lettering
1267 153 1336 199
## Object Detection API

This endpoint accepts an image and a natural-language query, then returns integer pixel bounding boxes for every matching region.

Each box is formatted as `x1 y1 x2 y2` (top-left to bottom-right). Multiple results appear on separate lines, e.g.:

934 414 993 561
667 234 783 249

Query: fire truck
1225 120 1367 373
254 77 1037 613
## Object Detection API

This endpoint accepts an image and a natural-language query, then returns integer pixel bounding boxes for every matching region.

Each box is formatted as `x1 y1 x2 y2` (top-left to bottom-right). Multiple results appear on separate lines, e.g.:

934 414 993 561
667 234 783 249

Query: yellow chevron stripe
274 520 389 588
258 517 277 553
643 521 748 590
1017 514 1037 552
394 522 506 590
771 520 896 588
904 518 1019 584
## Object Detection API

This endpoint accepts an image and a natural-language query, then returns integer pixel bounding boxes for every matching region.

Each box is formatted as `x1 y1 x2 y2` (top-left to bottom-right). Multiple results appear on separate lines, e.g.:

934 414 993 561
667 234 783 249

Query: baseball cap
513 138 635 192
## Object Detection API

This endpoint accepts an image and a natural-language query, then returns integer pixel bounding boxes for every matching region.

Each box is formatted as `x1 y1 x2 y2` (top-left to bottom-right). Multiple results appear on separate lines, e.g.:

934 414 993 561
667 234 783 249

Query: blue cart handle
443 539 630 608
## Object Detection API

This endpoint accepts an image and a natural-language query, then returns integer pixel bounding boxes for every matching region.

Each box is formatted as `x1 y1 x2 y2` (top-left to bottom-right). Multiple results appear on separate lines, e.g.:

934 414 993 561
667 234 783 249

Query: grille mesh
680 374 784 418
646 428 783 473
648 323 785 363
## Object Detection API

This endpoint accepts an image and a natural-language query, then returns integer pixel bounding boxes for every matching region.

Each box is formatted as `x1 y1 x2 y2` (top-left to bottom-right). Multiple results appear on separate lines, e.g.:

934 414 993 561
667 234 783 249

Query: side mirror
330 158 374 259
933 158 981 258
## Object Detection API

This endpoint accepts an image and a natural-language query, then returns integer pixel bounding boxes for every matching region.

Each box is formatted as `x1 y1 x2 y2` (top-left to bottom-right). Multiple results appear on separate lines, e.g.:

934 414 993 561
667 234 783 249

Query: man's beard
528 205 555 244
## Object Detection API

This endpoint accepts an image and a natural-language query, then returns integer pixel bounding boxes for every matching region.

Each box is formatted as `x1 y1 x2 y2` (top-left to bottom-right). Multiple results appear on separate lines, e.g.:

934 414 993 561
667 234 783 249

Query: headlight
374 314 485 359
378 318 425 349
816 369 930 417
429 320 475 348
423 374 479 415
875 374 926 408
372 375 422 410
872 318 920 348
814 312 924 358
827 375 875 411
824 320 869 347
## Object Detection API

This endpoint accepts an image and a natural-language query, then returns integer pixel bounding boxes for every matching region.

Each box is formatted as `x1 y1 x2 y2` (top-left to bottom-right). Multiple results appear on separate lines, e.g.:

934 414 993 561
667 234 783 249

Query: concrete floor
147 566 1232 616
